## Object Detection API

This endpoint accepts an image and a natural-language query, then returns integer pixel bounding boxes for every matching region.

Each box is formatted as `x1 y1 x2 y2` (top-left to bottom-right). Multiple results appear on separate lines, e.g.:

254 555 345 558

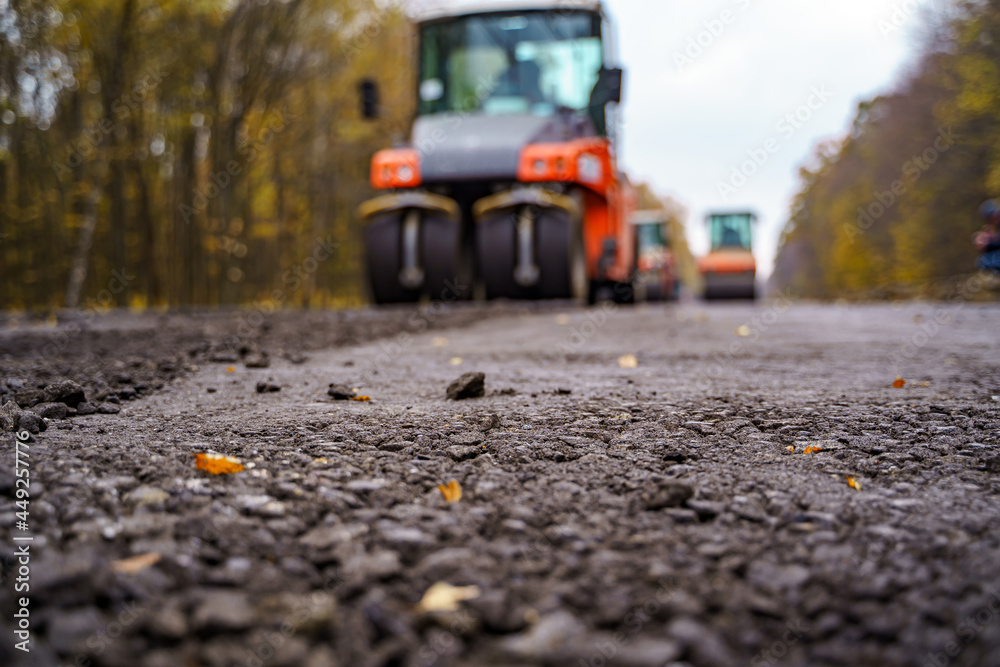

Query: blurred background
0 0 997 310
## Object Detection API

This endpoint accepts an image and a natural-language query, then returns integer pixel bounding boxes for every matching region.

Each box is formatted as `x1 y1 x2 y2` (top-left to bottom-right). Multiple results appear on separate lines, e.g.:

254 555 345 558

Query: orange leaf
847 476 861 490
351 396 371 402
437 479 462 503
195 452 245 475
227 366 236 373
803 446 823 454
892 377 906 389
111 552 161 575
786 446 795 453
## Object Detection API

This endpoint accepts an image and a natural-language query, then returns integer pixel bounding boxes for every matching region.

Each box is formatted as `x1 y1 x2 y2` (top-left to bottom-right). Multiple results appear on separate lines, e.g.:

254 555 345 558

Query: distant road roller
698 211 757 300
631 210 677 301
357 0 636 304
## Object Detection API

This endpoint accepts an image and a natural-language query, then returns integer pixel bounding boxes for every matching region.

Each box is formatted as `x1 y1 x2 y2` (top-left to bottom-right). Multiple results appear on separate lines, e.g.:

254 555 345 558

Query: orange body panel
517 139 615 196
518 139 634 283
698 249 756 274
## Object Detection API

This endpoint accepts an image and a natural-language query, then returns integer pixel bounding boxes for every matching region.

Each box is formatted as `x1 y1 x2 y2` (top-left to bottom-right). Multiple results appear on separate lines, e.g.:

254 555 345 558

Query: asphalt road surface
2 299 1000 667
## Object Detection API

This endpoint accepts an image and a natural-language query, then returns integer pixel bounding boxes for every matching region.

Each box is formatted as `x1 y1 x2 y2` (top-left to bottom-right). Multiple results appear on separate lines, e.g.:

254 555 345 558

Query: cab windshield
418 11 603 117
636 223 668 253
710 214 754 251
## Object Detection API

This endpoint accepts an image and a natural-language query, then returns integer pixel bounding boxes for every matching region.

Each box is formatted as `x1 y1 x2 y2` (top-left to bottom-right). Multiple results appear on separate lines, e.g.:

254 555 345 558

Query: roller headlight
577 154 603 185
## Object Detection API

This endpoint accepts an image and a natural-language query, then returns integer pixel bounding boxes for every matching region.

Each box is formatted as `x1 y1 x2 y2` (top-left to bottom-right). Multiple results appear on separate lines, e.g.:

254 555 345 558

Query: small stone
126 486 169 507
256 382 281 393
447 372 485 400
97 402 121 414
300 524 369 550
344 549 402 583
687 500 726 520
0 400 24 431
682 421 716 435
210 351 240 363
378 524 435 548
14 388 46 408
46 607 106 654
117 386 138 401
642 480 694 510
31 402 69 420
500 611 584 659
17 411 46 434
446 445 481 461
75 402 98 416
747 561 811 592
245 352 271 368
668 617 734 667
43 380 87 407
146 599 188 639
664 508 699 523
327 384 356 400
346 479 390 493
193 590 255 632
451 431 484 446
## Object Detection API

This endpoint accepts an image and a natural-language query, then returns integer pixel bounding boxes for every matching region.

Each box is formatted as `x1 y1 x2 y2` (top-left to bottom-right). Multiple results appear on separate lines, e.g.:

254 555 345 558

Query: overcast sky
612 0 928 276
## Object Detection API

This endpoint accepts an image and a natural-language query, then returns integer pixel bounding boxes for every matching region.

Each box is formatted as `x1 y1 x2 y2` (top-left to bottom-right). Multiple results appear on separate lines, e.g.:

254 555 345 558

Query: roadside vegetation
772 0 1000 298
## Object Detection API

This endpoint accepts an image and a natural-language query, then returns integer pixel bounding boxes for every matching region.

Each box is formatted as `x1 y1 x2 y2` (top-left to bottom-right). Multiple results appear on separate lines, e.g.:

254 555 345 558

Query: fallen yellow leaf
847 476 862 490
449 357 463 365
351 396 372 402
786 446 795 453
111 552 161 575
438 479 462 503
892 377 906 389
227 366 236 373
195 452 245 475
804 446 823 454
618 354 639 369
735 325 751 337
415 582 481 613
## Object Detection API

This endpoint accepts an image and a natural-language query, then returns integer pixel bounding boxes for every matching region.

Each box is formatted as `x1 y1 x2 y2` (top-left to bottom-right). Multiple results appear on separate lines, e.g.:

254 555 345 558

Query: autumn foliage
0 0 415 310
772 1 1000 298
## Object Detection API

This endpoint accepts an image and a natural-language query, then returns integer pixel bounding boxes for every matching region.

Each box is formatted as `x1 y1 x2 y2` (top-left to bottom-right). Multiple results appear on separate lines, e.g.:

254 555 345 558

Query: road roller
356 0 636 304
698 211 757 300
631 210 678 302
